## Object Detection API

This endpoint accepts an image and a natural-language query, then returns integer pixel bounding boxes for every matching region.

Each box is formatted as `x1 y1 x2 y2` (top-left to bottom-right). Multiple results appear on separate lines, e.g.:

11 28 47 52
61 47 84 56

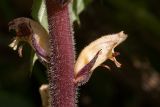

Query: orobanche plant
8 0 127 107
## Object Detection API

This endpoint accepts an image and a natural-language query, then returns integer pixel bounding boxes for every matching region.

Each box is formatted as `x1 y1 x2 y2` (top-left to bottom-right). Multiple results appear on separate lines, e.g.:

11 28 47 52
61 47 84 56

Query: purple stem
45 0 76 107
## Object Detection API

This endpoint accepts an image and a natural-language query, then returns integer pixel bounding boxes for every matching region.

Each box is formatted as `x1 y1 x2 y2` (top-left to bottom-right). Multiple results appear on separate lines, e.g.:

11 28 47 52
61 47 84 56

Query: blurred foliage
31 0 92 30
32 0 48 31
1 0 160 107
71 0 92 24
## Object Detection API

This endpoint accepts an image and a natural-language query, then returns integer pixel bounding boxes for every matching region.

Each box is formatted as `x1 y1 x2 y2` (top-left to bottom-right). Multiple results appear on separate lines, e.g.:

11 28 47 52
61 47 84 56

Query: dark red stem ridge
45 0 76 107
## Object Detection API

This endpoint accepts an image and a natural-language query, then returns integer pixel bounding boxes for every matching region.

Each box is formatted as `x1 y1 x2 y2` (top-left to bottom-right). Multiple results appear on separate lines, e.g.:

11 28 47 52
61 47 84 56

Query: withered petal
74 50 101 86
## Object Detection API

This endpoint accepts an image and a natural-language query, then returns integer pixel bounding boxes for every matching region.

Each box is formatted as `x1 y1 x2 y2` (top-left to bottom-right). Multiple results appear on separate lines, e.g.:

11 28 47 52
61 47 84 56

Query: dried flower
74 31 127 85
8 17 49 62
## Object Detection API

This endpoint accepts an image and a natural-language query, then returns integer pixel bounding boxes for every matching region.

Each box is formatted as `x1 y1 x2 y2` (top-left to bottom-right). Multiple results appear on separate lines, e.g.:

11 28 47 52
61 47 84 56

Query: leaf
70 0 92 24
31 0 48 32
32 54 38 66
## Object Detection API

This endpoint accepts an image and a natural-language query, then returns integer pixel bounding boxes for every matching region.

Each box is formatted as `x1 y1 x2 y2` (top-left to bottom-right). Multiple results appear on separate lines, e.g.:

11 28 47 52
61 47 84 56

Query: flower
8 17 49 62
74 31 127 85
8 17 127 86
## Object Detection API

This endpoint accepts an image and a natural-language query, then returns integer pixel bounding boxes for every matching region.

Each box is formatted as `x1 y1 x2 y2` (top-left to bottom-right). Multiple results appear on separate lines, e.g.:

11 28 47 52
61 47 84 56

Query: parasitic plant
8 0 127 107
45 0 76 106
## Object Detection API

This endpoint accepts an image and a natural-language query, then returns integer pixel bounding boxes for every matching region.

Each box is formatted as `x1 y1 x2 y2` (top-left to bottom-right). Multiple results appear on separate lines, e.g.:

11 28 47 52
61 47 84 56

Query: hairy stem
45 0 76 107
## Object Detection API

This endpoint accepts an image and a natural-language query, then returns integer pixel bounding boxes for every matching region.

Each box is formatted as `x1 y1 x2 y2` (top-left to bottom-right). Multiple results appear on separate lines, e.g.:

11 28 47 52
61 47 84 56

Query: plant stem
45 0 76 107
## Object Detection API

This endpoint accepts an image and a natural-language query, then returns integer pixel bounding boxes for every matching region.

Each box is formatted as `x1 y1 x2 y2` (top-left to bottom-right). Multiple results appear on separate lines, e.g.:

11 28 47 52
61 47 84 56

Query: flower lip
9 18 32 38
16 23 32 37
74 31 127 75
8 17 49 63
